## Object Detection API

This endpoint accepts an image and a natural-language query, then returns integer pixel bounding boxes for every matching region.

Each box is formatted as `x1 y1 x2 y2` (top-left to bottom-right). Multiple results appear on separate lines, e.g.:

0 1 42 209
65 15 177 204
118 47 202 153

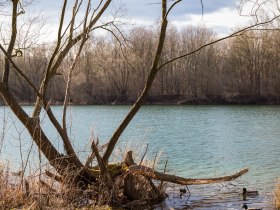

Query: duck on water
242 204 262 210
242 188 259 196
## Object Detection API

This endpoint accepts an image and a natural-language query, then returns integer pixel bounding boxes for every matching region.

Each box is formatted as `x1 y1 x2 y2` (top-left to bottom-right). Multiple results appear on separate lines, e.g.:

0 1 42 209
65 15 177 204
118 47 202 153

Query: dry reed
275 179 280 209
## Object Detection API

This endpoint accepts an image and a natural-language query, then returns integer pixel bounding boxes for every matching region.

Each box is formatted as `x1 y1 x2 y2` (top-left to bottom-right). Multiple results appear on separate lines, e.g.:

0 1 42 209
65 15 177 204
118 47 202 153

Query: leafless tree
3 0 280 207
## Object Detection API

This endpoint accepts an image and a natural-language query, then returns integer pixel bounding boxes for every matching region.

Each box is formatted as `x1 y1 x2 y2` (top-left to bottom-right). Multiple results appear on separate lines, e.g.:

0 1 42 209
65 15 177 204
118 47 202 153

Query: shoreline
1 95 280 106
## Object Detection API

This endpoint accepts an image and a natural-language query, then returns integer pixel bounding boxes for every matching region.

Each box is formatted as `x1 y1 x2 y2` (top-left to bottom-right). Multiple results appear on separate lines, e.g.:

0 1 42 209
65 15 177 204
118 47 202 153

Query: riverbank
0 168 276 209
1 95 280 106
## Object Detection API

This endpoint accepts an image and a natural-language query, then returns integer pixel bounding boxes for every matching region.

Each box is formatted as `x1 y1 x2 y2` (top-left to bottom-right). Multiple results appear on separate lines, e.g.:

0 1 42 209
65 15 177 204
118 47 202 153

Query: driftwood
124 151 248 185
124 172 163 201
127 165 248 185
123 151 164 201
124 151 137 166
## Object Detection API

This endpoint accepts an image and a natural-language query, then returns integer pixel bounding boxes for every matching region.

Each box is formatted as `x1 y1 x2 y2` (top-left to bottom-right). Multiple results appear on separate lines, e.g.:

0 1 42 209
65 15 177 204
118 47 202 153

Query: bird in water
179 188 187 198
242 204 262 210
242 188 259 196
179 188 186 194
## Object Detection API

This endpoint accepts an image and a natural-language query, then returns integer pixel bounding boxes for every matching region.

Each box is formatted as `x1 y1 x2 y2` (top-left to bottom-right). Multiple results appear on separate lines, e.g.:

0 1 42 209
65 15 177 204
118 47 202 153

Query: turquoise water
0 105 280 209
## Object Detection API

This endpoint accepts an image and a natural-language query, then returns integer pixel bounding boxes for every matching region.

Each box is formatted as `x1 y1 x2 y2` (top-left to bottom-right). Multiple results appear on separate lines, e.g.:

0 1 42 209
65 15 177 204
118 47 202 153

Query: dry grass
0 140 167 209
275 180 280 209
0 163 114 209
0 164 29 209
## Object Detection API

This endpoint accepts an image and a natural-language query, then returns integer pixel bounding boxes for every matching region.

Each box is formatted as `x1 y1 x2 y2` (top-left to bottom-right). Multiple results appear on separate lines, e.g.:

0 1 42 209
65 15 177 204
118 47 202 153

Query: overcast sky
21 0 252 40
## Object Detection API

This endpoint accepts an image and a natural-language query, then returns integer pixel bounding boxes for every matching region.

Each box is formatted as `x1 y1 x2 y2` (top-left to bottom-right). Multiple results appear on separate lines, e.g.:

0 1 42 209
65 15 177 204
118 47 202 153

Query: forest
1 25 280 105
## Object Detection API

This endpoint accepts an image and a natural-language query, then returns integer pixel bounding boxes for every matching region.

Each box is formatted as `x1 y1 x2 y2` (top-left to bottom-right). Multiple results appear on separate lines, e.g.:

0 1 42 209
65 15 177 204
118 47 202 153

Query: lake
0 105 280 209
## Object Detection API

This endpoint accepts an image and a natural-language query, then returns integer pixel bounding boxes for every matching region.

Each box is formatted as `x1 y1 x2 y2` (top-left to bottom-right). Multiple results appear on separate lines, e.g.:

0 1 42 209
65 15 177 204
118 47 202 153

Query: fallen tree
125 151 248 185
128 165 248 185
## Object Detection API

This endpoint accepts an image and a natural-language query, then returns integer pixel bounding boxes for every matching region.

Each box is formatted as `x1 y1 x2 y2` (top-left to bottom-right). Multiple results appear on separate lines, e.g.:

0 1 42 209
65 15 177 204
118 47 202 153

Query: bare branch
0 43 83 167
62 0 91 132
139 144 149 165
157 14 280 71
47 0 68 73
3 0 19 85
52 0 113 72
165 0 182 19
103 0 169 164
32 0 68 118
60 0 84 40
69 0 79 41
91 139 113 187
128 165 249 185
0 43 42 98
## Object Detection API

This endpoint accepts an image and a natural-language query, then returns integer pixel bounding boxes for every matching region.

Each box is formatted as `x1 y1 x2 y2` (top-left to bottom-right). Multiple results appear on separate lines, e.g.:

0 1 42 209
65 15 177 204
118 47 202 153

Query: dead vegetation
1 0 268 208
275 180 280 209
0 148 249 209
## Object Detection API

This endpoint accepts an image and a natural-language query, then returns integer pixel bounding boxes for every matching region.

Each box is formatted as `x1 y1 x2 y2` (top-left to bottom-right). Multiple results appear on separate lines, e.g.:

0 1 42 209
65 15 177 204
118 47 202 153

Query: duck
242 204 262 210
179 188 186 194
179 188 187 198
242 188 259 196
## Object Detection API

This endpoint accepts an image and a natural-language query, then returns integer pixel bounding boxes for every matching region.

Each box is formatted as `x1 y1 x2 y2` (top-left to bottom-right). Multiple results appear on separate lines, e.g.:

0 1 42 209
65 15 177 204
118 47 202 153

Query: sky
121 0 252 35
2 0 254 42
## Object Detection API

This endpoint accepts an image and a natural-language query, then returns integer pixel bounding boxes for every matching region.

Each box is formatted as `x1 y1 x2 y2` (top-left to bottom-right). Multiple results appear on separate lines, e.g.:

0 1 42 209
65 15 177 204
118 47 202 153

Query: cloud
170 7 253 36
122 0 237 19
119 0 253 36
0 1 252 43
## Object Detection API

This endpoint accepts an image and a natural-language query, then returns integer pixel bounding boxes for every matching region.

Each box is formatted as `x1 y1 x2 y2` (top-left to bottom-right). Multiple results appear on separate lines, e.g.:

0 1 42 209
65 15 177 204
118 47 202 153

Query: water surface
0 105 280 209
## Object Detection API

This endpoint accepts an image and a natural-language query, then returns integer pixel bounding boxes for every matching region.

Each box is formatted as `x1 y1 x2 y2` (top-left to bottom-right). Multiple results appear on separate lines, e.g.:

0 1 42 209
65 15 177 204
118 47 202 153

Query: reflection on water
1 105 280 209
156 184 275 209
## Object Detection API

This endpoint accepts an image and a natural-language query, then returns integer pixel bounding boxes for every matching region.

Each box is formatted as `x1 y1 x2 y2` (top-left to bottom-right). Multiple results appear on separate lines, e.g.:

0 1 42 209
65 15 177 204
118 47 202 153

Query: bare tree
5 0 280 207
0 0 117 183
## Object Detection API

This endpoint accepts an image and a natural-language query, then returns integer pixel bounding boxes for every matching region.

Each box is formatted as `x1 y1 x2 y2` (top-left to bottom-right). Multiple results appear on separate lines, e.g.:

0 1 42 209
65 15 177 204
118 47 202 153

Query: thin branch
47 0 68 73
90 0 104 21
159 159 168 190
62 0 91 132
60 0 84 39
49 0 112 75
99 26 129 60
85 137 99 167
91 139 113 187
112 22 134 49
0 82 69 174
0 44 83 166
165 0 182 19
69 0 79 41
0 44 42 98
3 0 19 85
102 0 169 164
157 14 280 71
32 0 68 118
200 0 204 17
139 143 149 165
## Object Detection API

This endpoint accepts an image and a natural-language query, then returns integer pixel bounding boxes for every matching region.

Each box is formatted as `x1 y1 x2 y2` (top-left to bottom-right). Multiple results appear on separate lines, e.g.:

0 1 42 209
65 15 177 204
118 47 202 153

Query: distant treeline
1 25 280 105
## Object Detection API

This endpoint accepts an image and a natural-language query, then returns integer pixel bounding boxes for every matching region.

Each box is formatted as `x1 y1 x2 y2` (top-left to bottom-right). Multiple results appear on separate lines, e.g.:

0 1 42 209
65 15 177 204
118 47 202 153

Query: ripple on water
1 105 280 209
